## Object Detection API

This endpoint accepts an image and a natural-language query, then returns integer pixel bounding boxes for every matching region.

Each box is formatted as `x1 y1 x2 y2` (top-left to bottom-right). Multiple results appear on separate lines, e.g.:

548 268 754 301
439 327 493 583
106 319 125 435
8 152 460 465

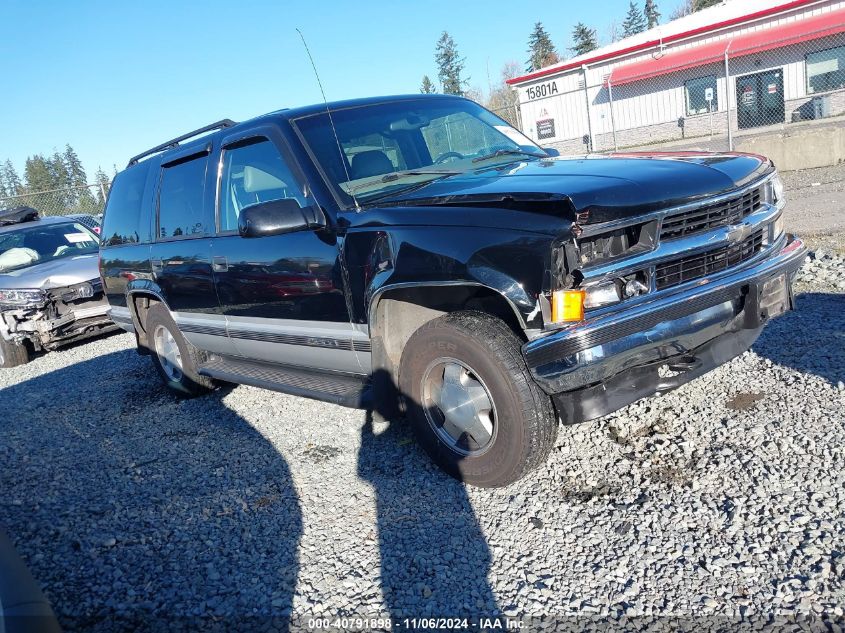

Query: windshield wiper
382 168 461 181
472 148 546 163
348 168 461 195
362 172 460 205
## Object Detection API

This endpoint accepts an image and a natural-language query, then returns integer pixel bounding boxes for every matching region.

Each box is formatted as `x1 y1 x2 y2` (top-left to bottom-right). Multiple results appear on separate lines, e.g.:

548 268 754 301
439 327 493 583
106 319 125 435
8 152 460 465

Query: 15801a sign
526 81 559 100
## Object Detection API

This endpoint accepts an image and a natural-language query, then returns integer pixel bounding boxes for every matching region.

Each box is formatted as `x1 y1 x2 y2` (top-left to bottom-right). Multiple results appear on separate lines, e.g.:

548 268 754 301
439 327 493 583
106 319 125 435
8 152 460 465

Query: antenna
296 28 359 211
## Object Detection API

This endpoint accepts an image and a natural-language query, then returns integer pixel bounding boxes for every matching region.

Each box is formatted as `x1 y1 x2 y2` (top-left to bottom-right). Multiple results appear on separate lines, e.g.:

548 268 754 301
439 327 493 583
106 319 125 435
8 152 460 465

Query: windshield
0 222 99 273
293 98 546 206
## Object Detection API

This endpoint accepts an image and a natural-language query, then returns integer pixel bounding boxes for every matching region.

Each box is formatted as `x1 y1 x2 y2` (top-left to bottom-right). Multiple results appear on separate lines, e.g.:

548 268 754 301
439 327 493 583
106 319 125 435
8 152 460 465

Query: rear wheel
145 303 214 397
0 337 30 368
399 311 557 488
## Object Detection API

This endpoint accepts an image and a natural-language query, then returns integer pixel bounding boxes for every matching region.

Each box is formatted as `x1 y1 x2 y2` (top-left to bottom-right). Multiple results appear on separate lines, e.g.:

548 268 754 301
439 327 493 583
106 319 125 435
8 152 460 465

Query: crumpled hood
377 152 773 224
0 254 100 290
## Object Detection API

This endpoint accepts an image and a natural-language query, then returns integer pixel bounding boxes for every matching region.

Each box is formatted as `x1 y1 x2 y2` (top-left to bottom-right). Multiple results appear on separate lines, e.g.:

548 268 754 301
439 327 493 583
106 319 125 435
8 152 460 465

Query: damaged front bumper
523 236 807 424
0 281 118 351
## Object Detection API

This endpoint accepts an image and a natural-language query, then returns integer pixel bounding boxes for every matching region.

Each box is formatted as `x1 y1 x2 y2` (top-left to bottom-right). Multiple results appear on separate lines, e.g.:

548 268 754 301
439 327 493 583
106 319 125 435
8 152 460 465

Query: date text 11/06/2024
306 616 524 629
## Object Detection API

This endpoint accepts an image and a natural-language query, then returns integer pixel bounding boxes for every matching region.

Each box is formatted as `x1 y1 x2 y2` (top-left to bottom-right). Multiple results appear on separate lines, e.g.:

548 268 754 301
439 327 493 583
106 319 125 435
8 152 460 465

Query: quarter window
101 161 150 246
218 138 305 233
157 154 210 239
685 76 718 116
807 46 845 94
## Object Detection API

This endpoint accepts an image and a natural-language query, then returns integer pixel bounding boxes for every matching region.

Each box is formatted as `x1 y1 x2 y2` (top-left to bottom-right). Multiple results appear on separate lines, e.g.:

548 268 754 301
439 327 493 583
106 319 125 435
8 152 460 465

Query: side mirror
544 147 561 157
238 198 325 238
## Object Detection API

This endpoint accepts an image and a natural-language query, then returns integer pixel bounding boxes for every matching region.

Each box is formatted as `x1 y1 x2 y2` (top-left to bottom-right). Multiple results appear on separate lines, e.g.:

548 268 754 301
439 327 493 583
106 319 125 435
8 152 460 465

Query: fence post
582 64 594 152
724 41 734 152
608 79 619 151
99 182 107 203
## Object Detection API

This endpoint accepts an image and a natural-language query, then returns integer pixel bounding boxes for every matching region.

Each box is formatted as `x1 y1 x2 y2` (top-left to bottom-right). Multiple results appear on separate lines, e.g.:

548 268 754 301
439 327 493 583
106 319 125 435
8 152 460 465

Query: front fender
367 279 533 332
344 225 553 332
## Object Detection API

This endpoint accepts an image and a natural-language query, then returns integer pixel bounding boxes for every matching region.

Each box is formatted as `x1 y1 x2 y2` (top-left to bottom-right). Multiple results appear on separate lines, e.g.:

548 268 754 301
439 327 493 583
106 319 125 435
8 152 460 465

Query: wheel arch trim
367 280 529 334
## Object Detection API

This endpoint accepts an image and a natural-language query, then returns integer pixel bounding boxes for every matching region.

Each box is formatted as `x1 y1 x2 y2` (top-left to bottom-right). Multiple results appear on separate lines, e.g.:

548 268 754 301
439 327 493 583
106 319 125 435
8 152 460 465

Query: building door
736 69 785 130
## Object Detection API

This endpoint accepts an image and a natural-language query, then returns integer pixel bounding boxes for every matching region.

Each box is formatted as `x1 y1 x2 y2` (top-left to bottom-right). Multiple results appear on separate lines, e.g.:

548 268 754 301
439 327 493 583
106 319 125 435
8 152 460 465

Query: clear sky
1 0 684 181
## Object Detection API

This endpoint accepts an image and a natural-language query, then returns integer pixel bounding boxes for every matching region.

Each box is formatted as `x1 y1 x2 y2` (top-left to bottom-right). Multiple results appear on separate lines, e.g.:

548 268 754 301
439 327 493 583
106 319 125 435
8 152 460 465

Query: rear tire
0 337 29 368
399 311 557 488
145 303 214 397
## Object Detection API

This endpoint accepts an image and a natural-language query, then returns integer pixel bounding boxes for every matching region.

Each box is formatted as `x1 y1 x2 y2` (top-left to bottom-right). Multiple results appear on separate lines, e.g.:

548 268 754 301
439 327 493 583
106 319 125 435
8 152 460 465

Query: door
736 69 785 130
211 130 365 374
151 148 235 355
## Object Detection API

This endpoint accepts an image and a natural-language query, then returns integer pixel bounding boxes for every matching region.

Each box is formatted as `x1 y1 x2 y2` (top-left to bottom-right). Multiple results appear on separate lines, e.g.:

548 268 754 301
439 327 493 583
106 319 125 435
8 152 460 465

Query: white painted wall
514 0 845 145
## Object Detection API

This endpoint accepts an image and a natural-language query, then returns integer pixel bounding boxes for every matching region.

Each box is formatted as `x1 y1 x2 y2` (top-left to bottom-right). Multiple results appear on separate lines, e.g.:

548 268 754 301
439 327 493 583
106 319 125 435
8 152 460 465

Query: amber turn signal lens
551 289 585 323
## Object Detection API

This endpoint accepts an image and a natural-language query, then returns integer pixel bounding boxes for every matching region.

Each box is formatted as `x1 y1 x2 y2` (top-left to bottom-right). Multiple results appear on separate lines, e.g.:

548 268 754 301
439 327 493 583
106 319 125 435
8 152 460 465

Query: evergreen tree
435 31 467 96
24 156 55 192
63 145 88 188
693 0 721 10
0 160 23 199
526 22 559 72
49 150 73 210
49 150 71 189
645 0 660 28
570 23 598 57
420 75 437 94
622 2 647 37
64 145 97 211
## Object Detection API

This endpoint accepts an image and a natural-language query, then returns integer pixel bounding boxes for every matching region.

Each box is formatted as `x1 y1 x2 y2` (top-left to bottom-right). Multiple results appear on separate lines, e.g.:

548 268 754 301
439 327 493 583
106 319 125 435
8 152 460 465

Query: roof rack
127 119 237 167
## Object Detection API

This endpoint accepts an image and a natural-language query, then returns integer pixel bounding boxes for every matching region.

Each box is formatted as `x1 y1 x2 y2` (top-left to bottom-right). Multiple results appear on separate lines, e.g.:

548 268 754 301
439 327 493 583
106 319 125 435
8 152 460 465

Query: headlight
770 174 785 207
584 280 623 309
764 214 785 246
0 288 46 307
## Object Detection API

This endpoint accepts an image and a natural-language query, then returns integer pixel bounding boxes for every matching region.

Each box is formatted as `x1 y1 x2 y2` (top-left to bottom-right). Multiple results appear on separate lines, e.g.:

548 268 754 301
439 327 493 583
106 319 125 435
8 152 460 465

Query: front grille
655 229 764 290
660 186 762 240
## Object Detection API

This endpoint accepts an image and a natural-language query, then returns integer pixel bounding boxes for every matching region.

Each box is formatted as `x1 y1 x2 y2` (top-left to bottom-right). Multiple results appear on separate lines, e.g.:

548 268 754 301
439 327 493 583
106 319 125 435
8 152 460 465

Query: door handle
212 255 228 273
151 258 163 273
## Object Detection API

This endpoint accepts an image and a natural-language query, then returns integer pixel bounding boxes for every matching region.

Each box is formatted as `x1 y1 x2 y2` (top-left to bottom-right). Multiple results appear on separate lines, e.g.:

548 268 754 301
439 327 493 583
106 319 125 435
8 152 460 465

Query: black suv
100 94 805 487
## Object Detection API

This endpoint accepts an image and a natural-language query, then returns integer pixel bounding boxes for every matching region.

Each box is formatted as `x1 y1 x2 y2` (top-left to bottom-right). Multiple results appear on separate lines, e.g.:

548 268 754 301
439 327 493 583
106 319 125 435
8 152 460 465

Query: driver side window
218 138 305 233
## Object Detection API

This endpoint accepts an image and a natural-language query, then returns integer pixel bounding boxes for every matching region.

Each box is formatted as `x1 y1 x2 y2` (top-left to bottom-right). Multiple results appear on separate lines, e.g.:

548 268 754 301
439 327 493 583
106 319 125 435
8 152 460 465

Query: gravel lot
781 163 845 239
1 255 843 628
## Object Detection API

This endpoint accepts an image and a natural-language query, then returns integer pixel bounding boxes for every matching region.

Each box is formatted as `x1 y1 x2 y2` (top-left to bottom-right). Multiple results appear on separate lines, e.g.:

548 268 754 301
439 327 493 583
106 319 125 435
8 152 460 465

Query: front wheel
399 311 558 487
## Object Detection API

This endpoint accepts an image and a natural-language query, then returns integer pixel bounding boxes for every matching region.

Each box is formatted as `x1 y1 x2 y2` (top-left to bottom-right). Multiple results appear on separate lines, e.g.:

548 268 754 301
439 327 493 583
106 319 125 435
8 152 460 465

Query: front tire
145 303 214 397
0 337 29 368
399 311 557 487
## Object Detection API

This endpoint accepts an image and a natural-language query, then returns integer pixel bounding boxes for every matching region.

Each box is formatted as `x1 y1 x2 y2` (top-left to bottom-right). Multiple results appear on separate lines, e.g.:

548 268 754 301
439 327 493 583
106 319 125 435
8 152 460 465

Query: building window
807 46 845 94
685 76 718 115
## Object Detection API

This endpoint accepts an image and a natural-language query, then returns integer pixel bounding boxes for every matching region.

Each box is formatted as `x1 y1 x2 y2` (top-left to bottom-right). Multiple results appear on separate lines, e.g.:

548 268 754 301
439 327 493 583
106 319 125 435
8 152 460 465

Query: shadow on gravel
0 349 302 632
357 371 500 620
752 292 844 385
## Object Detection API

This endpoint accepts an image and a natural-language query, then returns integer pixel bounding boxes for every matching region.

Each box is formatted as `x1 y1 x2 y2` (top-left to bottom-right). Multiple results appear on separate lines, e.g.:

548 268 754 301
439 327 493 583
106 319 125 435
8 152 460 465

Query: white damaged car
0 207 117 367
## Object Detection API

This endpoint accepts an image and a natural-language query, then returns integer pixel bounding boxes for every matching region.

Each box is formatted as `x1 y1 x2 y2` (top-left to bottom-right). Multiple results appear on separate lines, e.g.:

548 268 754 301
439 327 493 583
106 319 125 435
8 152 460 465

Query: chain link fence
487 103 523 132
515 26 845 159
0 182 110 218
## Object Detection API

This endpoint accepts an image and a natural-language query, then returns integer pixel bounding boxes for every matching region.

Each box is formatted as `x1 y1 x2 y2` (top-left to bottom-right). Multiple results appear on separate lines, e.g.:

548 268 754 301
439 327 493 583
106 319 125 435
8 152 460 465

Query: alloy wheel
421 357 497 456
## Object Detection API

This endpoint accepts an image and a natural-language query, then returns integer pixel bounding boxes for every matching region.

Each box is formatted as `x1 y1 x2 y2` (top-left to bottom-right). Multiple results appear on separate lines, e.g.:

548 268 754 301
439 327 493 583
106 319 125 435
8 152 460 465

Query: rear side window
101 162 150 246
157 155 210 239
